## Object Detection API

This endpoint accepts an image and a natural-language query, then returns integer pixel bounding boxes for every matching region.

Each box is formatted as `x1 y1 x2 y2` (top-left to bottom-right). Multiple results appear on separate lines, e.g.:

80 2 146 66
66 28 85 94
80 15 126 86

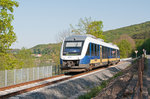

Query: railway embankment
9 61 131 99
92 56 148 99
92 60 138 99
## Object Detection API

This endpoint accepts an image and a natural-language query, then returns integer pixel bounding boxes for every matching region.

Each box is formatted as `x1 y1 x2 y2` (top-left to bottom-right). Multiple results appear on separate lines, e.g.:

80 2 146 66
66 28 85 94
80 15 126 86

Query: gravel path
9 62 131 99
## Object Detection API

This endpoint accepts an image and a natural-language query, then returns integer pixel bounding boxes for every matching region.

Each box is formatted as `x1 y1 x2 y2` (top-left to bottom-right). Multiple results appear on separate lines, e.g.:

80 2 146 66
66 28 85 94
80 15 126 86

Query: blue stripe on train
79 56 100 64
60 55 119 65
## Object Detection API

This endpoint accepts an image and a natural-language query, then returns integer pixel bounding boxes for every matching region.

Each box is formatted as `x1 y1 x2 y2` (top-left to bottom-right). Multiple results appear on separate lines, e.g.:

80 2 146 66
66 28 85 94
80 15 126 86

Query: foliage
31 43 61 65
113 34 135 49
104 21 150 42
70 17 92 35
70 17 105 40
135 39 145 48
0 0 19 53
78 71 123 99
137 38 150 56
0 53 21 70
117 40 132 58
0 0 20 70
56 29 73 43
56 17 92 43
104 21 150 58
87 21 105 40
15 48 35 68
78 81 108 99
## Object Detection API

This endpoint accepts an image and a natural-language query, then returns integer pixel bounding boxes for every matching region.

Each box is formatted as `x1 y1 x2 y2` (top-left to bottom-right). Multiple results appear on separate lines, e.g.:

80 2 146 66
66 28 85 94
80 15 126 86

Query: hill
31 43 61 55
104 21 150 42
30 43 61 65
30 21 150 64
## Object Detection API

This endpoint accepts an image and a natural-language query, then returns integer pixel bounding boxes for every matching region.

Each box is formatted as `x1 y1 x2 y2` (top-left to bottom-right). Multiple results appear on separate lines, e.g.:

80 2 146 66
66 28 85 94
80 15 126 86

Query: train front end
60 35 88 72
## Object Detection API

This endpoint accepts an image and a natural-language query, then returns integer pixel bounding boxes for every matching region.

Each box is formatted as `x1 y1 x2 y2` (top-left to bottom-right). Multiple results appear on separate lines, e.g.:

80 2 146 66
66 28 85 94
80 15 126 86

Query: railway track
0 62 124 99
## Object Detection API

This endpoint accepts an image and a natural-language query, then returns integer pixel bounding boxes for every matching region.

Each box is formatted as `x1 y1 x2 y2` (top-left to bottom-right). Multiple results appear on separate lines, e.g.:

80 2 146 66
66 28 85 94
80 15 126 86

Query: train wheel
88 64 94 71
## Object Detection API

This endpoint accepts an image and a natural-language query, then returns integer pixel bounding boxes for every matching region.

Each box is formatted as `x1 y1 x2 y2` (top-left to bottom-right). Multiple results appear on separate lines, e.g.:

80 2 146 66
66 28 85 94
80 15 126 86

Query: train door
85 43 91 64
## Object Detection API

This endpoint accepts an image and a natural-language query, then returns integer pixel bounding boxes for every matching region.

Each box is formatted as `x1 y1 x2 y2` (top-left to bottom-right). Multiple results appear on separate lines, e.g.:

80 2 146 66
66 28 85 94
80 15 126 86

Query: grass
78 71 123 99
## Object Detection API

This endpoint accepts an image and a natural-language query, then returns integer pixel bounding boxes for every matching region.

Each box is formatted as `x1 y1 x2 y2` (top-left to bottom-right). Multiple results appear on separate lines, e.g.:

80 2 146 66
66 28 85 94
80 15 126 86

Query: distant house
36 54 42 57
32 54 42 58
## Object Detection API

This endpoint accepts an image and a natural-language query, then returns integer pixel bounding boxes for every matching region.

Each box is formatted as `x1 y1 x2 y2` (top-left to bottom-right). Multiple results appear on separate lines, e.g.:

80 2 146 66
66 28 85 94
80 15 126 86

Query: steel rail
0 62 123 99
0 74 64 91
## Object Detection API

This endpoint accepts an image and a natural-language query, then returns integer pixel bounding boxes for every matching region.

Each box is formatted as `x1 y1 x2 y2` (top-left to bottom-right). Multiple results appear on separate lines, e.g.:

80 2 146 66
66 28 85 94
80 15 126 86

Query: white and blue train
60 35 120 72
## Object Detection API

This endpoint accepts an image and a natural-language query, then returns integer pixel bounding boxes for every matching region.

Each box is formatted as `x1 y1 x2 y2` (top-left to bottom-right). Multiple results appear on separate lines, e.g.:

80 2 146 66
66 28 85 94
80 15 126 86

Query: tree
33 49 37 54
0 0 19 53
117 40 132 58
137 38 150 55
15 48 35 68
70 17 105 40
70 17 92 35
56 29 72 43
113 34 135 49
87 21 105 40
37 49 41 54
0 53 21 70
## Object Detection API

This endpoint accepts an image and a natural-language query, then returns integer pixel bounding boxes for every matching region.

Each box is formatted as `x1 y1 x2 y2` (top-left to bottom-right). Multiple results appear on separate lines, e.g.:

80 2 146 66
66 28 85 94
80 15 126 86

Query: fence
0 66 53 88
134 55 145 99
53 65 63 75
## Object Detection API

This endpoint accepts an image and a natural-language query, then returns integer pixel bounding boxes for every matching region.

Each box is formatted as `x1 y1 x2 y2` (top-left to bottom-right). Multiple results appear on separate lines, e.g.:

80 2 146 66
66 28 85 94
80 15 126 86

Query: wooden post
138 59 143 99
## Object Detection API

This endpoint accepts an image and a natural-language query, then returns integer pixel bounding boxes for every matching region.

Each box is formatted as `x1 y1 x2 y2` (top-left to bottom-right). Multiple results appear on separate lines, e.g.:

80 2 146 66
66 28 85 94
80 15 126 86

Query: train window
116 50 117 57
116 50 118 58
108 48 110 58
86 44 90 56
91 43 94 56
117 50 120 58
103 47 105 58
112 49 114 58
106 47 108 58
94 44 96 56
110 48 112 58
96 45 99 56
105 47 106 58
102 46 103 58
115 50 117 58
105 47 107 58
112 49 116 58
102 46 105 58
63 41 84 56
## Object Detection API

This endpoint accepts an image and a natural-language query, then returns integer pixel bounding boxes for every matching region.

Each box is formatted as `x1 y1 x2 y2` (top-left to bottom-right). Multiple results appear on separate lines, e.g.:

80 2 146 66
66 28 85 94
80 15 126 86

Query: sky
11 0 150 49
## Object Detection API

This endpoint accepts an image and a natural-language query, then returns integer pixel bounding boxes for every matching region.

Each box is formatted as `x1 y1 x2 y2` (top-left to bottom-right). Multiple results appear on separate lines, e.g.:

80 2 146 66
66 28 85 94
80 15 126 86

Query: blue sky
11 0 150 49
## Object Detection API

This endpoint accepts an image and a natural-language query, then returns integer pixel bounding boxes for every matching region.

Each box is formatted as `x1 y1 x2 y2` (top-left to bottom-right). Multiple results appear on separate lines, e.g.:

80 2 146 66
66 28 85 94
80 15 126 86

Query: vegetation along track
0 62 124 99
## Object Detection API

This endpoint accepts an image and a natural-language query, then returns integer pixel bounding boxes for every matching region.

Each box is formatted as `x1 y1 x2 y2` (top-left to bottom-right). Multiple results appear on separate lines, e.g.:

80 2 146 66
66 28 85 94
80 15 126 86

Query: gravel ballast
9 61 131 99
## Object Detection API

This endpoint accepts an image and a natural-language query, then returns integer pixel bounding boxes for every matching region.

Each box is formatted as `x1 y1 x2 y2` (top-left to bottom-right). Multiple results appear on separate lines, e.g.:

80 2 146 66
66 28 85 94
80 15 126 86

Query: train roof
65 35 87 41
64 35 119 50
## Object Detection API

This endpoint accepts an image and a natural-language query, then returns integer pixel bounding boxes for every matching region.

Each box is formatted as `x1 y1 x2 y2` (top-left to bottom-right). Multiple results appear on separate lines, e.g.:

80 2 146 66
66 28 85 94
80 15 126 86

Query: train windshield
63 41 84 56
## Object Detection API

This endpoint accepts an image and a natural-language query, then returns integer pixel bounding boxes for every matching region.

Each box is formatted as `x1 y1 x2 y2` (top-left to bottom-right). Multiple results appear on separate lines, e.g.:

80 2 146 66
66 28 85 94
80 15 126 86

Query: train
60 35 120 72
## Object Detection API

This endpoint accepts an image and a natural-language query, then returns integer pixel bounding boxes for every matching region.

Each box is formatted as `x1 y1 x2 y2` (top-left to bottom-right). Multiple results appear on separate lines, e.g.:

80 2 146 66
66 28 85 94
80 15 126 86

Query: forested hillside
104 21 150 42
30 43 61 65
